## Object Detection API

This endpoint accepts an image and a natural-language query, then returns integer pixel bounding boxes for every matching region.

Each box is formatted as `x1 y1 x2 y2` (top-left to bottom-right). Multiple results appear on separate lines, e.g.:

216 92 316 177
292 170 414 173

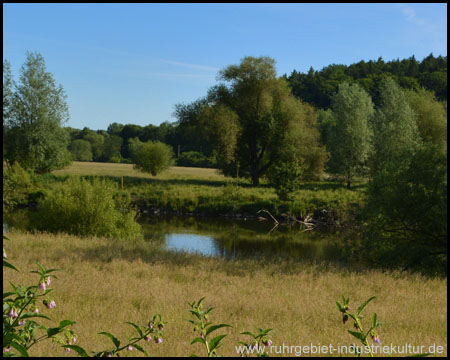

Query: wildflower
46 277 51 286
148 322 153 329
65 348 71 353
39 281 46 291
373 336 380 344
44 300 56 309
8 309 18 319
127 346 133 351
106 352 112 357
263 339 272 347
18 320 26 326
155 337 163 344
144 335 152 342
4 346 11 353
34 308 39 313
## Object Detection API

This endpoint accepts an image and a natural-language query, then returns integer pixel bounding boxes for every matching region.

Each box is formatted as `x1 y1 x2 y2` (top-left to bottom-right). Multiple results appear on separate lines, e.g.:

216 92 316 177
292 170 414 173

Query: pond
4 210 356 264
138 214 354 263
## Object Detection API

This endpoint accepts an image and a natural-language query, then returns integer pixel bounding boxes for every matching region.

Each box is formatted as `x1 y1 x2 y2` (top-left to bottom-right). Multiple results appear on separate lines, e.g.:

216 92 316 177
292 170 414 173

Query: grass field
52 162 232 183
3 230 447 357
50 162 366 220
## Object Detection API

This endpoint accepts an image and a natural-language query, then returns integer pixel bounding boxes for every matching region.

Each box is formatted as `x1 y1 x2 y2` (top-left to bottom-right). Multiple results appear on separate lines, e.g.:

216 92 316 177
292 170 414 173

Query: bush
3 161 34 211
176 151 216 168
31 176 142 240
130 139 174 176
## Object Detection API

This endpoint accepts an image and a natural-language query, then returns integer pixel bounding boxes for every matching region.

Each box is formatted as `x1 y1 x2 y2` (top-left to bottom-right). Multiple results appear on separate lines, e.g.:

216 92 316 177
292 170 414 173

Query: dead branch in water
257 209 279 225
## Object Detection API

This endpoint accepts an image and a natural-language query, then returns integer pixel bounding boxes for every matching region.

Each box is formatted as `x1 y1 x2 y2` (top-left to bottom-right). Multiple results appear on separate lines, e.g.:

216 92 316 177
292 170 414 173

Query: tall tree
405 87 447 145
369 77 422 175
4 52 71 172
328 82 374 188
178 56 327 186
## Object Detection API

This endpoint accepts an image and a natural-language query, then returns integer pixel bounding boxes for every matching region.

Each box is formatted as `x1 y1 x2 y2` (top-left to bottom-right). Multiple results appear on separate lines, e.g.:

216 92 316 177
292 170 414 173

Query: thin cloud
141 72 216 78
398 4 444 38
159 59 220 73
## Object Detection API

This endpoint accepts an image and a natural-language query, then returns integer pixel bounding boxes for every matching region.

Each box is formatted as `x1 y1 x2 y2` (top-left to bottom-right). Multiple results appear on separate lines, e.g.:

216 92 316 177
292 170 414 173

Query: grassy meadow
4 162 447 357
3 230 447 357
51 162 366 220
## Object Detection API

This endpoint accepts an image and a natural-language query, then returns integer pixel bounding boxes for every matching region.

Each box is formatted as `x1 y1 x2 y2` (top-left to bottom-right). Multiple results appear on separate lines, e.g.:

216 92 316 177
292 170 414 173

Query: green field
51 162 366 221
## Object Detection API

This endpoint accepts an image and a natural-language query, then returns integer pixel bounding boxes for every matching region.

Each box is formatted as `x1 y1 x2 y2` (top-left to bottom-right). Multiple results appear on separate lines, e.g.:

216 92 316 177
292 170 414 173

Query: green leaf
189 309 202 320
209 334 227 352
241 331 256 338
3 260 19 271
190 337 206 345
133 344 149 357
336 301 344 312
9 341 29 357
356 296 376 316
64 345 89 357
20 312 51 321
126 322 143 337
371 313 377 328
197 297 206 307
3 291 16 299
204 307 215 315
58 320 76 328
205 324 232 337
9 281 24 296
35 262 46 274
45 268 60 273
99 332 121 349
347 330 366 342
47 327 62 337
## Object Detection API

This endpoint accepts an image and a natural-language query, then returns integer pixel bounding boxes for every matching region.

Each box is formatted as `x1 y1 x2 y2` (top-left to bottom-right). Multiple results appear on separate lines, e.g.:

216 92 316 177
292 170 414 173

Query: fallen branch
257 209 279 225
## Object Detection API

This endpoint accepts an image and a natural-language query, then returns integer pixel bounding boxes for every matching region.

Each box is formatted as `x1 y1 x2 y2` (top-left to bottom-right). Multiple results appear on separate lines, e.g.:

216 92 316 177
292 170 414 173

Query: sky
3 3 447 130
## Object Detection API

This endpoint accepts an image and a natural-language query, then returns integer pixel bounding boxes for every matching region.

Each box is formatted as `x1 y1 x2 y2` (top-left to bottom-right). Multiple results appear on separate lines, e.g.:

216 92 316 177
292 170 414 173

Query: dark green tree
68 139 93 161
177 56 327 186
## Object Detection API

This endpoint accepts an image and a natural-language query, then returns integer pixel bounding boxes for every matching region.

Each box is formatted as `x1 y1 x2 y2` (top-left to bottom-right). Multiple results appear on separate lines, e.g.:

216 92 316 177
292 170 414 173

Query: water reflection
140 215 348 262
4 210 352 263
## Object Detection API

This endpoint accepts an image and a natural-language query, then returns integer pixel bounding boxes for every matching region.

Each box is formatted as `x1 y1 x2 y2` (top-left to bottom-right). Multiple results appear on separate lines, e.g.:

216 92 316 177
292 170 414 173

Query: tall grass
3 230 447 357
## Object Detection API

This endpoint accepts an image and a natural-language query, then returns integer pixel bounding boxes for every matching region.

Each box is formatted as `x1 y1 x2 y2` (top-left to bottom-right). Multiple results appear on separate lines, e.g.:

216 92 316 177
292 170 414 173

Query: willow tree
328 82 374 188
176 56 327 186
369 77 422 175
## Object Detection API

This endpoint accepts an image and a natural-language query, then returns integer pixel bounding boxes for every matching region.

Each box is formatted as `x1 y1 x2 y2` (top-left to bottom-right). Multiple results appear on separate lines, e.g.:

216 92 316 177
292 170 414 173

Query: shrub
31 176 142 240
3 161 34 211
176 151 216 168
130 139 174 176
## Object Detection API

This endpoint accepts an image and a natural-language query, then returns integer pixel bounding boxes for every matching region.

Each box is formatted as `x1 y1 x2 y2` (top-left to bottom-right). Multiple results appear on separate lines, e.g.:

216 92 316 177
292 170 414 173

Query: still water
139 215 351 262
4 210 353 263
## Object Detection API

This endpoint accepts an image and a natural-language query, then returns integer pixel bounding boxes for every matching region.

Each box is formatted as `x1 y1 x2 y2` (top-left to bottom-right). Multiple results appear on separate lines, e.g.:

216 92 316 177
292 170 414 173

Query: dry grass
52 161 229 182
3 230 447 357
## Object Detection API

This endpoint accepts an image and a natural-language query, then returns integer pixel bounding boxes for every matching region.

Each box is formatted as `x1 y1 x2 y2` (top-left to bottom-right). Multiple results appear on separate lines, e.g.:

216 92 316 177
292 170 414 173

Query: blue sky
3 3 447 130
